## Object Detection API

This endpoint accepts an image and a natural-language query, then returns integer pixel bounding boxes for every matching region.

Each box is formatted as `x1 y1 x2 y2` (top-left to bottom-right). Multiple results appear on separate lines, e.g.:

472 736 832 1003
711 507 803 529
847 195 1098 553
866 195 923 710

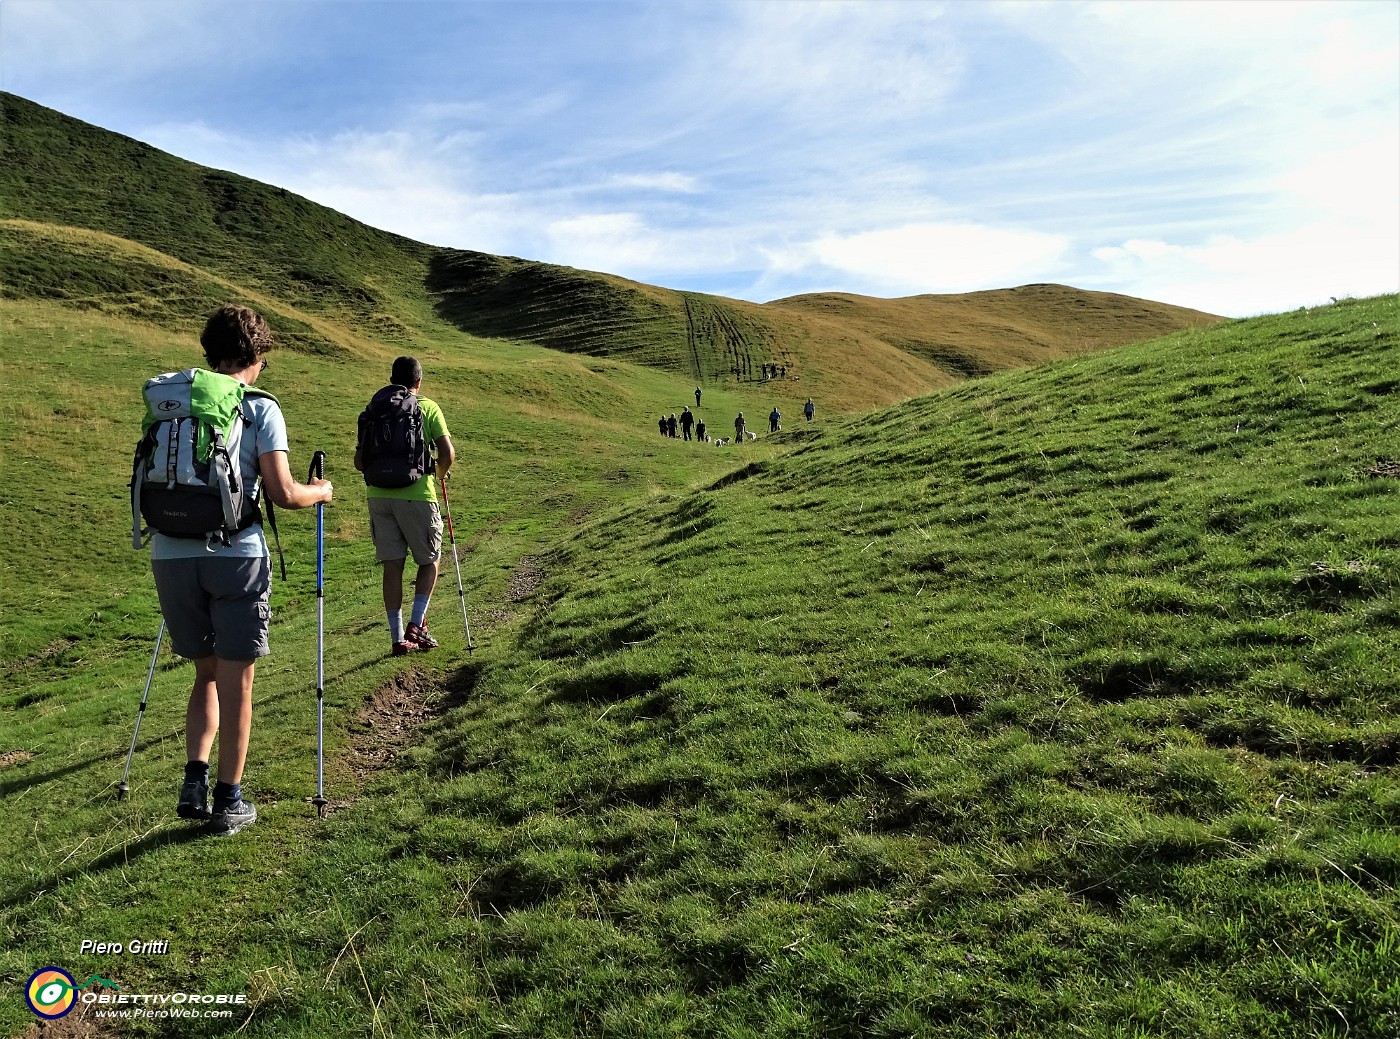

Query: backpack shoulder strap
243 386 280 405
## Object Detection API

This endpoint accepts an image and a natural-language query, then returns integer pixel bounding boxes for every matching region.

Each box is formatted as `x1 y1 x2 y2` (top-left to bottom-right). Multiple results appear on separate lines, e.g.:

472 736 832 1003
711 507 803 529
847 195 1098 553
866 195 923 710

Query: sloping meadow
4 298 1393 1039
288 298 1398 1037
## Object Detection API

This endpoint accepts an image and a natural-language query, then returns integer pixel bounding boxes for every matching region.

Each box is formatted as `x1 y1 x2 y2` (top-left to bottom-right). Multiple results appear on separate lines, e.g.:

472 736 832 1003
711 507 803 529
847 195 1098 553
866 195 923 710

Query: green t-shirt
364 396 450 503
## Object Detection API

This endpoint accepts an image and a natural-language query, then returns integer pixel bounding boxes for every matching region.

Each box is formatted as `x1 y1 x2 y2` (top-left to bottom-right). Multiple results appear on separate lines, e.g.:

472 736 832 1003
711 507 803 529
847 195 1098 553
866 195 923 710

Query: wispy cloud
604 173 701 194
5 0 1396 315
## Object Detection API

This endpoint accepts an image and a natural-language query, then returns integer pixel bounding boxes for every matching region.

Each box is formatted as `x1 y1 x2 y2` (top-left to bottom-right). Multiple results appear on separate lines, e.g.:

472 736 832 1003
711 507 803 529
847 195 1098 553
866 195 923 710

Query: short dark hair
391 356 423 387
201 305 273 369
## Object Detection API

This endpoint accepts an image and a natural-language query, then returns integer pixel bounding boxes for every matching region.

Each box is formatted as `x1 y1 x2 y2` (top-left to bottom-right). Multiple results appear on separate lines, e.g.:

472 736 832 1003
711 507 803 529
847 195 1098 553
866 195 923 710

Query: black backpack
358 384 430 489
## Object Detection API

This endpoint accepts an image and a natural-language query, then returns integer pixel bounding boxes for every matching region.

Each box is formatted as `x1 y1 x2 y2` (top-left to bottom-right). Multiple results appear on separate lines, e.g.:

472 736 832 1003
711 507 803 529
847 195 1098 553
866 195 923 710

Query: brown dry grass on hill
765 283 1223 378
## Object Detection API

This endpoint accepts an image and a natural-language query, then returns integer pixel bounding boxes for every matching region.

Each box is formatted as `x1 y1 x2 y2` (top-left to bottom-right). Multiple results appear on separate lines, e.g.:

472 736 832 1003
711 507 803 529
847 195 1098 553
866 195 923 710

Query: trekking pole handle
309 451 326 482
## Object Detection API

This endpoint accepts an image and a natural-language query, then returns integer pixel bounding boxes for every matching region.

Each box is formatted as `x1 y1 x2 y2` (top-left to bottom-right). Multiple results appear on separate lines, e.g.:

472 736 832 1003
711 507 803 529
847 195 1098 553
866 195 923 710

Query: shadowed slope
426 249 954 410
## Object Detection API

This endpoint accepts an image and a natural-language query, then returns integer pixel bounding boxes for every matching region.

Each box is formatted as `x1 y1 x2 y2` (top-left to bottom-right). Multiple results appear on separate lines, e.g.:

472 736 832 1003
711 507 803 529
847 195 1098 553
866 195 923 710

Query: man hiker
695 387 702 408
680 406 695 441
139 305 333 837
769 406 781 432
804 398 815 422
667 413 679 438
658 415 668 437
355 356 455 656
695 417 707 442
735 411 746 441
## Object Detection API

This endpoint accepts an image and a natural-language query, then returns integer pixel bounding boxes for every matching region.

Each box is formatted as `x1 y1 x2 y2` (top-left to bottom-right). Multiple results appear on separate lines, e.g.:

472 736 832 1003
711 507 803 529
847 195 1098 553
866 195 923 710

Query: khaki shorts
151 556 272 660
368 498 443 565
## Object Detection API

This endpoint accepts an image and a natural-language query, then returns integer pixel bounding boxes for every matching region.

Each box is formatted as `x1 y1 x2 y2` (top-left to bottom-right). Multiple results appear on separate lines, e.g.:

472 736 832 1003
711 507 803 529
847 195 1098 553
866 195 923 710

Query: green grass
1 294 1396 1038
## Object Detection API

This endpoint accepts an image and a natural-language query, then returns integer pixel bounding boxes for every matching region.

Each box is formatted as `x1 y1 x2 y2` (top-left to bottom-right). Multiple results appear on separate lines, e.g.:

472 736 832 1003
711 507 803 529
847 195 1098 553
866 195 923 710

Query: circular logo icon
26 967 77 1019
158 399 182 412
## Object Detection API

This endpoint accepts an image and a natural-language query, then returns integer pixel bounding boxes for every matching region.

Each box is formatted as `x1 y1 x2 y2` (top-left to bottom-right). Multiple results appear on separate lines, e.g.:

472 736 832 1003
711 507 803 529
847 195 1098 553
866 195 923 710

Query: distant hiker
680 406 695 441
133 305 332 837
769 407 781 433
781 365 787 379
356 356 455 657
658 415 668 437
667 413 678 438
695 387 702 408
804 398 815 422
695 418 707 442
735 412 746 440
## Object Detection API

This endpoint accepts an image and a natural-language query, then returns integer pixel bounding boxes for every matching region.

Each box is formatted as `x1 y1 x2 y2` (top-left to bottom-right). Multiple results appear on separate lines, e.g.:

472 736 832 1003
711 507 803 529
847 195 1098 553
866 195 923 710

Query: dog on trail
745 430 758 441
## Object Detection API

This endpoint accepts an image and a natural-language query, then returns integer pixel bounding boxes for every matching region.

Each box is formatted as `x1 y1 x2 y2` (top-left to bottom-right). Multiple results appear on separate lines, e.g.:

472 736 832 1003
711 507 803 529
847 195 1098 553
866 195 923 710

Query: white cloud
669 0 964 132
805 222 1071 295
1090 221 1399 317
606 173 701 194
542 212 746 277
1088 126 1400 315
1269 134 1400 228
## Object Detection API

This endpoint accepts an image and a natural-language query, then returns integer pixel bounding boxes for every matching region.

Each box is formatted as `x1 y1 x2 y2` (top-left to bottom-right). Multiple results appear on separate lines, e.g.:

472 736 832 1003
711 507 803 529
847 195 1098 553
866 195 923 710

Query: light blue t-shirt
150 394 289 560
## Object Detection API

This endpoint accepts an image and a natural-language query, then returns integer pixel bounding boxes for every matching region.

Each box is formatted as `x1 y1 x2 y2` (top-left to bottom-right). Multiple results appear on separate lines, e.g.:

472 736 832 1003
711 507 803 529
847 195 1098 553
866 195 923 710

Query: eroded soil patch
346 667 440 781
0 750 36 769
329 661 482 814
505 556 545 602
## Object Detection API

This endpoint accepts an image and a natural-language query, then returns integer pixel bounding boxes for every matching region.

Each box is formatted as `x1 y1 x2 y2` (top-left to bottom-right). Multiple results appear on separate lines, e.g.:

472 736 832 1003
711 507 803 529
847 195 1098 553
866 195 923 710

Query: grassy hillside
2 294 1395 1038
768 283 1221 376
1 91 1220 414
0 93 435 341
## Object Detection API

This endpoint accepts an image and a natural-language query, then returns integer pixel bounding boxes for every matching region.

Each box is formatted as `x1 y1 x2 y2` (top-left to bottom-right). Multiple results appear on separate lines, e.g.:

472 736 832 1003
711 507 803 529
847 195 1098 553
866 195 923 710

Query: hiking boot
405 623 438 650
208 797 257 837
391 640 413 657
177 775 210 820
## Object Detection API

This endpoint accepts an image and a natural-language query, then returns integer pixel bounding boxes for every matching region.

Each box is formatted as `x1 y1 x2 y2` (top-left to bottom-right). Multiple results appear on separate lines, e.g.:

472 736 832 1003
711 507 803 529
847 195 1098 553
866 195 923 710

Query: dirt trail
333 554 546 806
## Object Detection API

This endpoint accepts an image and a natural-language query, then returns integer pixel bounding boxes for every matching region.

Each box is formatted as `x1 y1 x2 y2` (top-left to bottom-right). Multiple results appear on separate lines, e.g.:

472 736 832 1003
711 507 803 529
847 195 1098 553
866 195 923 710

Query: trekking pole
309 451 329 817
116 619 165 801
440 474 474 654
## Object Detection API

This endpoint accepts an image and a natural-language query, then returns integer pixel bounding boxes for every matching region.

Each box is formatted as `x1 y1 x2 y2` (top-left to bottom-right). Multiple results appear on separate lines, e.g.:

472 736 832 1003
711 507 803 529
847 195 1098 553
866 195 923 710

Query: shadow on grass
0 823 212 911
0 732 182 801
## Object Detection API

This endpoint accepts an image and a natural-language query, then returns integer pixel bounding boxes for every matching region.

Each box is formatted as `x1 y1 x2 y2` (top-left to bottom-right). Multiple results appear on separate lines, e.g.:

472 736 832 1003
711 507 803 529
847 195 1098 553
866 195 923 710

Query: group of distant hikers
659 386 816 443
130 305 457 837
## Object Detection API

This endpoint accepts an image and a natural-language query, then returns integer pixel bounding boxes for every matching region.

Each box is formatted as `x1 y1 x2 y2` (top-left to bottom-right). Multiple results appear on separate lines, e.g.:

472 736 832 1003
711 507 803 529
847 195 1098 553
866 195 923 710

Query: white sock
410 594 431 628
388 610 403 643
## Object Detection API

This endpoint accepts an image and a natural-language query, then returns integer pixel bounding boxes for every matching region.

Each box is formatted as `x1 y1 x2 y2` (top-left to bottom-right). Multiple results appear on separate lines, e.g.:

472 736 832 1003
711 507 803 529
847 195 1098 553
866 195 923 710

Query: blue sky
3 0 1397 316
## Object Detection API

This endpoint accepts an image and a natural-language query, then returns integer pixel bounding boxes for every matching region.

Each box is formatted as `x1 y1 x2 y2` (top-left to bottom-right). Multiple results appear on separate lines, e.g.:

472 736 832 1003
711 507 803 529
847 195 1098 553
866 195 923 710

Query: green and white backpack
130 368 277 548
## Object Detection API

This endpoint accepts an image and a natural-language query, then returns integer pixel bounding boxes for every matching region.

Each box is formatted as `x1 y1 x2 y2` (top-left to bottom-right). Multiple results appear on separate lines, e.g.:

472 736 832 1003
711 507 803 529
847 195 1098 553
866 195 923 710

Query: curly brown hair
201 305 274 370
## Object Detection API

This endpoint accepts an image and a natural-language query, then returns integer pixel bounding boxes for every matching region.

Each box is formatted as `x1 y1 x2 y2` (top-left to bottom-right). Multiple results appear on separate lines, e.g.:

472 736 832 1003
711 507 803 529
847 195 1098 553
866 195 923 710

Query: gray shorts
151 556 272 660
368 498 443 565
